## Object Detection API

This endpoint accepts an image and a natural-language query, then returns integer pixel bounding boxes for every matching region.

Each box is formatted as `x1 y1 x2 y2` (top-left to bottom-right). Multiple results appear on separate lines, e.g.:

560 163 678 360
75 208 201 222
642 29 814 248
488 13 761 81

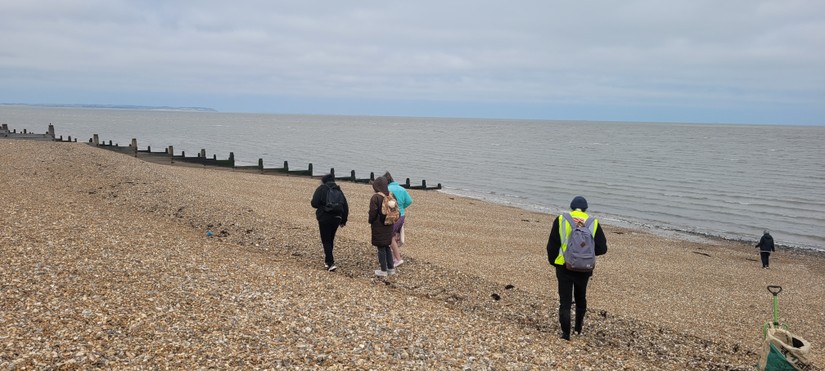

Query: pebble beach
2 140 823 370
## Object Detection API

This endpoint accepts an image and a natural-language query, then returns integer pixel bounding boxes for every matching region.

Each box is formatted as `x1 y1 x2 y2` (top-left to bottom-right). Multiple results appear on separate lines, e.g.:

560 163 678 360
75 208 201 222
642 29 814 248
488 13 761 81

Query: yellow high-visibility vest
554 210 598 265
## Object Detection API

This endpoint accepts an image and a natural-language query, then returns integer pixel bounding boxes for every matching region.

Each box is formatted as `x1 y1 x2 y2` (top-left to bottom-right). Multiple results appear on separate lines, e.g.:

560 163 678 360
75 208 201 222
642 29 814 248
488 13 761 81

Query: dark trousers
376 245 394 271
760 252 771 268
318 218 340 266
555 266 591 337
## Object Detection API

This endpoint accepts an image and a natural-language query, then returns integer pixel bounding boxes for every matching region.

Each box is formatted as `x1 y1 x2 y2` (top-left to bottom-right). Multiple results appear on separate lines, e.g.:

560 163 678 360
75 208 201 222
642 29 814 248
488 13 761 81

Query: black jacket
310 181 349 225
546 213 608 275
756 233 775 252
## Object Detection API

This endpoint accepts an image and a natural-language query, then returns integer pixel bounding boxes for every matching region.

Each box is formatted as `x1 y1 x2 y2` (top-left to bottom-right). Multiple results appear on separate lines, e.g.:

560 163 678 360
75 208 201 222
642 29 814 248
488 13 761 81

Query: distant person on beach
755 230 776 269
546 196 608 340
311 173 349 272
384 172 413 267
369 176 395 277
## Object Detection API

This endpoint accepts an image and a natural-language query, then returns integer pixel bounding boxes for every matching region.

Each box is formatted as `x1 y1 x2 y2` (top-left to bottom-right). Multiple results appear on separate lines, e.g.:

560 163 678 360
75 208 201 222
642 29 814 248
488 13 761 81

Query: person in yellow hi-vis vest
546 196 608 340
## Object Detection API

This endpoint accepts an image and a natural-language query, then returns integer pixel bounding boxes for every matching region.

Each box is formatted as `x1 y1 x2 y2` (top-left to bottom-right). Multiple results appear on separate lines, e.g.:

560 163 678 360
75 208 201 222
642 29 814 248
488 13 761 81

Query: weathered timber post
258 158 264 172
307 163 313 176
93 134 99 145
229 152 235 168
350 170 356 181
200 149 206 158
422 179 427 188
47 124 55 139
330 168 335 177
284 161 289 171
405 178 411 187
131 138 138 157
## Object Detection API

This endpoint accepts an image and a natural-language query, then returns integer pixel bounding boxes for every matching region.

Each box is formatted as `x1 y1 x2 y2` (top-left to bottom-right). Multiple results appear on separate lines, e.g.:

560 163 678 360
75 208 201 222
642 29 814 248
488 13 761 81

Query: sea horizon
3 102 823 127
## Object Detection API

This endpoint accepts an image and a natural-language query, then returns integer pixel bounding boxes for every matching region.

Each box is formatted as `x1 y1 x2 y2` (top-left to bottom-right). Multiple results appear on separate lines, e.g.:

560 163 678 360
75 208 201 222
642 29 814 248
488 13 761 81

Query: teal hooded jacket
388 181 413 216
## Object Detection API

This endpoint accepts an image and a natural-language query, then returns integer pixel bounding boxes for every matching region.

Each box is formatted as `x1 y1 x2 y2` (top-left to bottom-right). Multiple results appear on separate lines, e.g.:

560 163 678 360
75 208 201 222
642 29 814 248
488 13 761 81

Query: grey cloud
0 0 823 122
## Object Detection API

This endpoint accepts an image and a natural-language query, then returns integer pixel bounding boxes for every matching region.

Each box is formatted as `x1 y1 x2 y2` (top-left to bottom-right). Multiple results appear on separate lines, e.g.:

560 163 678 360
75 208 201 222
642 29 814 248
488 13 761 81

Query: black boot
574 311 585 335
559 309 571 340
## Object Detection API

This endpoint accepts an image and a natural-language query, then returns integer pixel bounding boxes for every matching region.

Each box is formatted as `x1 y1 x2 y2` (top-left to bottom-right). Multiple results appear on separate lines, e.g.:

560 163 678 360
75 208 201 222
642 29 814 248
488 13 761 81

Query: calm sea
3 106 824 251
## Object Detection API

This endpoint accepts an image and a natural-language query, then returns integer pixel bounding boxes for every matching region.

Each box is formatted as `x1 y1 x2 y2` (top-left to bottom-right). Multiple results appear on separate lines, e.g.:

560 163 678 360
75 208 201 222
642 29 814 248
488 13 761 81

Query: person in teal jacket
384 172 413 267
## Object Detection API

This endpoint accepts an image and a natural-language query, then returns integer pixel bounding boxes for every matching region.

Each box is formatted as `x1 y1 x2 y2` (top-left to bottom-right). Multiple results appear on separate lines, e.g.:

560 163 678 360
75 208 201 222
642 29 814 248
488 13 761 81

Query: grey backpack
562 213 596 272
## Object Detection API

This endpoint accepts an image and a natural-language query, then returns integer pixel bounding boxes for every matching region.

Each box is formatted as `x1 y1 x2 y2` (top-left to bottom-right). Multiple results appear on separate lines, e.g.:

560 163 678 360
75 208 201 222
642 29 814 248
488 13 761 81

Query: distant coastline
0 103 217 112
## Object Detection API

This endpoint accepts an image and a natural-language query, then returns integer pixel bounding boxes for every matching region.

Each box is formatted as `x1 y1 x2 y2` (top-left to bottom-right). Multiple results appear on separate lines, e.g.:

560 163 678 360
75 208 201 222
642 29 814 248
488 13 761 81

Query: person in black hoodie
311 173 349 272
755 230 775 269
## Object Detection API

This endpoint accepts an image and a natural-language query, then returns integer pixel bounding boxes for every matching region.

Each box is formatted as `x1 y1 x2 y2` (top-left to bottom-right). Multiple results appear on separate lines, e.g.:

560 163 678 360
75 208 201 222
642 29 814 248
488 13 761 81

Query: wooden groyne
1 123 51 138
87 133 442 190
1 123 78 142
1 123 442 190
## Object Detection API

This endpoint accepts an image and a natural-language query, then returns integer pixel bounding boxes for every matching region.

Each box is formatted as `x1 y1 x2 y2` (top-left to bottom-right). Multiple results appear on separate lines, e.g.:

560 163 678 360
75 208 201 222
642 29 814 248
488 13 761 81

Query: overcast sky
1 1 823 124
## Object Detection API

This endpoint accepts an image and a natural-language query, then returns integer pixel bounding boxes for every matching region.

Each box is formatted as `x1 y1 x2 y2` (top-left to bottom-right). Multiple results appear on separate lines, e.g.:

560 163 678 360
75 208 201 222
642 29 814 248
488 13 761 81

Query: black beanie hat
570 196 588 211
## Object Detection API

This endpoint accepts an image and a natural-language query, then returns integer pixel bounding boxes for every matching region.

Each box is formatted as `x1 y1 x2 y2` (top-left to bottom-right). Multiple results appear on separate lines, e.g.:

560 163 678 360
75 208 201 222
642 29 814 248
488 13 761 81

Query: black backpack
324 185 345 215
